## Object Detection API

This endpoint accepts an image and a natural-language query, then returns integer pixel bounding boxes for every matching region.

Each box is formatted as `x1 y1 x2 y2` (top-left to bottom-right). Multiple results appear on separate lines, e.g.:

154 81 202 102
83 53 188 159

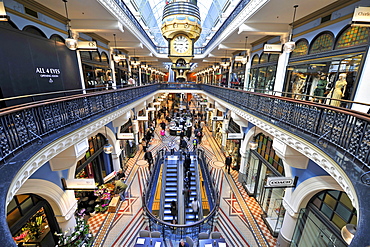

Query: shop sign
147 107 156 111
227 133 243 139
212 116 223 121
265 177 297 188
352 7 370 25
35 67 61 83
77 41 98 50
264 44 282 53
117 132 135 140
199 102 207 105
62 178 96 190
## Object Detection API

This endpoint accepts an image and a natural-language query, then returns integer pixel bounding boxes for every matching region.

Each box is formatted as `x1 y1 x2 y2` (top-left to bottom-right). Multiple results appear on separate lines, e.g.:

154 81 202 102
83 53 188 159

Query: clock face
173 35 189 53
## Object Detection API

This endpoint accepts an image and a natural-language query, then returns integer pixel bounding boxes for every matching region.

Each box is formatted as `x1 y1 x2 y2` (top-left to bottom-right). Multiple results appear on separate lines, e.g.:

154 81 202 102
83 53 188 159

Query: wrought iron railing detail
0 85 158 165
200 85 370 173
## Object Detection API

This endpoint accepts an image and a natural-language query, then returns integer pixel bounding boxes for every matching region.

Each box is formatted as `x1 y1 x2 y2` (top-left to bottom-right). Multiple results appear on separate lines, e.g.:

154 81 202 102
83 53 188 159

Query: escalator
184 154 199 224
162 155 179 223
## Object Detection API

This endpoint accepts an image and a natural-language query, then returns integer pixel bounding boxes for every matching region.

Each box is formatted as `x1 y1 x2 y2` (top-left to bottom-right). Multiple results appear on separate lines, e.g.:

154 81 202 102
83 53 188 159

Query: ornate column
274 34 291 94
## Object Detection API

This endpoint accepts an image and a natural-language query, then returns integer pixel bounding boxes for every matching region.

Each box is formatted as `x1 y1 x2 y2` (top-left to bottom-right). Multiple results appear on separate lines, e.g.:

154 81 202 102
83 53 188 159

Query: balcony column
273 34 291 94
272 138 309 247
243 56 252 91
221 118 228 151
138 67 142 86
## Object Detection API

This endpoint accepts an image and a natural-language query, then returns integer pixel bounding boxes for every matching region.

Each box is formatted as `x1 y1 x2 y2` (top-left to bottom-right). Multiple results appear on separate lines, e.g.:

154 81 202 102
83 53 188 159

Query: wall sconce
249 126 258 150
0 1 9 21
341 224 356 245
283 5 298 53
62 0 78 50
103 126 113 154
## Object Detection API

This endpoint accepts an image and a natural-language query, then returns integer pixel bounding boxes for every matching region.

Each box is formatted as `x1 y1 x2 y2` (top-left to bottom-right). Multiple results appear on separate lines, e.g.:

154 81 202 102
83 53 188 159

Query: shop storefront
230 61 245 89
75 133 113 185
81 51 112 90
8 194 59 246
226 118 242 170
283 25 370 105
243 133 285 236
117 119 137 166
246 53 279 92
290 190 357 247
115 60 129 87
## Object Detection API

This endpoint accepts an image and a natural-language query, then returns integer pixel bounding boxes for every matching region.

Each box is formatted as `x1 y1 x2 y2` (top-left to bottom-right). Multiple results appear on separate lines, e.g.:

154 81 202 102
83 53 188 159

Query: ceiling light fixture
0 1 9 21
283 5 298 53
112 34 121 63
62 0 78 50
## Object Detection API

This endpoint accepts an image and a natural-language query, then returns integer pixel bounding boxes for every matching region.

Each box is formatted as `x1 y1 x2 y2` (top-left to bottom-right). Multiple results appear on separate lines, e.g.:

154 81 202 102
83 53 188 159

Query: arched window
50 34 64 43
101 52 109 63
22 26 47 38
309 32 334 54
92 51 101 62
80 51 92 61
335 25 370 49
259 53 269 64
255 133 284 175
251 54 259 66
309 190 357 230
269 54 279 62
291 39 309 58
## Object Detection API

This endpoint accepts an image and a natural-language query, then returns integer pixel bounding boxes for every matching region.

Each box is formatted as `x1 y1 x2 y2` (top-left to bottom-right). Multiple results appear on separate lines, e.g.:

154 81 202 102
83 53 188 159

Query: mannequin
292 75 306 99
313 74 328 103
327 73 347 107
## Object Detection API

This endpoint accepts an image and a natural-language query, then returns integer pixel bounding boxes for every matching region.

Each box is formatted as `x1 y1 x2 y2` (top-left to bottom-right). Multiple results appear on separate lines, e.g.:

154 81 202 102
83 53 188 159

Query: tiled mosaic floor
89 112 277 246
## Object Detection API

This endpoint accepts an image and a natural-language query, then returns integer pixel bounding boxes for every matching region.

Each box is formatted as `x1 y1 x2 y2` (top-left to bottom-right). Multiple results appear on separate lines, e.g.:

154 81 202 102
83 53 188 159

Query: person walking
160 120 166 130
144 151 153 171
115 169 125 180
114 177 128 201
225 154 232 174
191 197 200 220
170 200 177 221
169 140 176 155
192 138 198 151
184 153 191 173
182 186 191 206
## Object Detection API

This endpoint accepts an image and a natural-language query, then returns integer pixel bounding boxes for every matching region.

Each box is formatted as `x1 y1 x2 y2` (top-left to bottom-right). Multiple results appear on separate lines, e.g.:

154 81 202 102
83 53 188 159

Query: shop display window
335 26 370 49
309 32 334 54
261 187 285 235
285 54 363 104
244 153 259 194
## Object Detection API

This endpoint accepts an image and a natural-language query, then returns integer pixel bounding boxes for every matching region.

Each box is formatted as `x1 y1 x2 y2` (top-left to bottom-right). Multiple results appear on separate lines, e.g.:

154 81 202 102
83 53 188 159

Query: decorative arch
50 34 64 43
251 54 259 66
335 25 370 49
101 52 109 63
259 53 269 64
22 25 47 38
291 39 309 58
284 176 343 216
17 179 77 220
309 32 334 54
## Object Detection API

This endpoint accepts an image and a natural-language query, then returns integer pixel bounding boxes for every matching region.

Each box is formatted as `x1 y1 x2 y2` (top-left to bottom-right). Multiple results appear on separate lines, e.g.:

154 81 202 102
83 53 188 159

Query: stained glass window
309 190 357 230
309 33 334 54
256 134 284 175
291 40 309 57
335 26 370 49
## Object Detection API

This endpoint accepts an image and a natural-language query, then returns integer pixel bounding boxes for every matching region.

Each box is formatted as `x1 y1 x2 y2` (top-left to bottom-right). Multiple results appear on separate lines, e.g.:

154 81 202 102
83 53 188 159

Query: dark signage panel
0 26 81 106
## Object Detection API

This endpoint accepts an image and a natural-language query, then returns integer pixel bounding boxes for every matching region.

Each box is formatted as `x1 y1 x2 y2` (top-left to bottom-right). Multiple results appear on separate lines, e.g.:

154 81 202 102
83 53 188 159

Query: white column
274 35 291 95
76 50 86 93
109 51 117 89
243 57 252 91
352 46 370 113
228 60 234 88
138 67 142 86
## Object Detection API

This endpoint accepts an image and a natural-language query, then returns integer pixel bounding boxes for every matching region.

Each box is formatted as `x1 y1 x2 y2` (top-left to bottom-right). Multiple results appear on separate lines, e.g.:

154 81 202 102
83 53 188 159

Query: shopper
170 200 177 221
225 154 232 174
191 197 200 220
144 151 153 171
114 177 128 201
169 140 176 155
179 239 190 247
